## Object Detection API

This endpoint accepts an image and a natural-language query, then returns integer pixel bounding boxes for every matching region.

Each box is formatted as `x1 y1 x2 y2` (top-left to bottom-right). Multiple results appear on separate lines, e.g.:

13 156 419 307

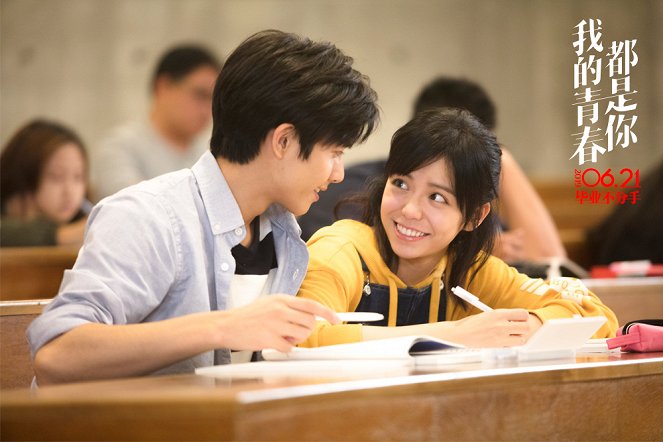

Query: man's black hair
210 30 379 163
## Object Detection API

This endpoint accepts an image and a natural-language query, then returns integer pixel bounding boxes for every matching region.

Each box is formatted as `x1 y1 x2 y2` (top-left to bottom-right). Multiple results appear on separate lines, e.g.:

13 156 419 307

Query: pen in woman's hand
451 286 493 312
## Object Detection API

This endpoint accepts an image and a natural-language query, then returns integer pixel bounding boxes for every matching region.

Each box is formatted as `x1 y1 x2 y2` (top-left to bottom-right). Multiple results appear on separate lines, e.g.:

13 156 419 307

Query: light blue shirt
28 151 308 375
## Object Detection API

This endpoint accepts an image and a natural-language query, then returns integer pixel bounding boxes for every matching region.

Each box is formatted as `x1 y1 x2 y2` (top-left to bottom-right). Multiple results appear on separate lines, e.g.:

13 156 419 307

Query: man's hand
215 295 340 352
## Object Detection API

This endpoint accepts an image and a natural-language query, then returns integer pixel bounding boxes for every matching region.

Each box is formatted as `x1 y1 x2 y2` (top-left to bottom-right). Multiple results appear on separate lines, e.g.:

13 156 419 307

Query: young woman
1 119 90 247
298 109 617 348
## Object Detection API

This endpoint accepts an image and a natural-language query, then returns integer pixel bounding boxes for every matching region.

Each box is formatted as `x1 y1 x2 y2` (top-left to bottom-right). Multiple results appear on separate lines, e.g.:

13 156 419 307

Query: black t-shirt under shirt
229 217 278 363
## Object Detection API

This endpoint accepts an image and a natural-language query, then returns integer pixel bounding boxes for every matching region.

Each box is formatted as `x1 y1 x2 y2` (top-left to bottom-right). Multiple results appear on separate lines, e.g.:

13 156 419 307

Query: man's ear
463 202 491 232
269 123 297 160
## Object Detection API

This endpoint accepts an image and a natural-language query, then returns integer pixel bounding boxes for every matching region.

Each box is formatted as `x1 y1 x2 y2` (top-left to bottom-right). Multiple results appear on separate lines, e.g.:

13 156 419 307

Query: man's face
276 141 346 217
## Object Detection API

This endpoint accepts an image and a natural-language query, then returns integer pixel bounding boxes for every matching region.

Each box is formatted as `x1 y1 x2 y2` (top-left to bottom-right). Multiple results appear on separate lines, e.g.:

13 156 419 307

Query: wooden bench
0 247 78 301
0 299 50 389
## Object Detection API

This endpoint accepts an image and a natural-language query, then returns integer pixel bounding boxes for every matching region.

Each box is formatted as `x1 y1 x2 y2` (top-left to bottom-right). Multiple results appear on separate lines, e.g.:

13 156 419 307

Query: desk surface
2 352 662 441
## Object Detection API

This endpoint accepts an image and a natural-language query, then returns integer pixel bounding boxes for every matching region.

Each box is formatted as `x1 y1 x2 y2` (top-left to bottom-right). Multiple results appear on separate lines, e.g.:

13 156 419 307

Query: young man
92 45 222 199
28 30 379 385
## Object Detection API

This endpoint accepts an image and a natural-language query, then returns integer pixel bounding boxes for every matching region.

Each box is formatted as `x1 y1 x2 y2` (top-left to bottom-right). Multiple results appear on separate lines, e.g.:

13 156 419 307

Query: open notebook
195 316 607 379
262 316 607 364
261 335 462 361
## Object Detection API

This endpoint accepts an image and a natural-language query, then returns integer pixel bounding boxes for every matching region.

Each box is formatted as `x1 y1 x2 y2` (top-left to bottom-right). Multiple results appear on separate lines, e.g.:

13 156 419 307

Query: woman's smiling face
380 157 467 271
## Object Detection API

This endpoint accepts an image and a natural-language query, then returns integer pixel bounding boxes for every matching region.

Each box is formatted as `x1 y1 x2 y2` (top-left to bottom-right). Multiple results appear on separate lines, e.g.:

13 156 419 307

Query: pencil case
606 319 663 353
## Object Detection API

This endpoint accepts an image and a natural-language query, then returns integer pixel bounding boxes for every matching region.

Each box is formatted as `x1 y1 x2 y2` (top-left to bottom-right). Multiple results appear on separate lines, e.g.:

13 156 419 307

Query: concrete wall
2 0 661 180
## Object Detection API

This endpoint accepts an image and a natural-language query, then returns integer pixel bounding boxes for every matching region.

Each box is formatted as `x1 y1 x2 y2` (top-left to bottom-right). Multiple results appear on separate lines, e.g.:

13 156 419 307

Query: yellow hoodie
298 220 618 347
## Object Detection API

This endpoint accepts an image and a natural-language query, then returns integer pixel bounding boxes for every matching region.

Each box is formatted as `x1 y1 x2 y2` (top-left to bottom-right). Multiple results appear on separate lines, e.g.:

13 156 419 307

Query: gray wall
2 0 661 180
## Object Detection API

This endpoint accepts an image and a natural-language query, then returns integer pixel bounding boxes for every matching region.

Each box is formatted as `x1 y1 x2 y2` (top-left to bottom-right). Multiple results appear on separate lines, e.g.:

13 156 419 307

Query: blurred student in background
92 45 222 199
299 76 566 263
1 120 90 247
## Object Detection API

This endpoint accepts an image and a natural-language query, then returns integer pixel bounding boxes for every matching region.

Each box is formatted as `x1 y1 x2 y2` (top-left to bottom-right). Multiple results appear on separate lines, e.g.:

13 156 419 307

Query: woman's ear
463 202 491 232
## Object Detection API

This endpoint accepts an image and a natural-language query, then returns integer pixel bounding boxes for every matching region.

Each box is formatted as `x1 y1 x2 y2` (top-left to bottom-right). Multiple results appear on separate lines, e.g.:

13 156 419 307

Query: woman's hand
444 309 542 347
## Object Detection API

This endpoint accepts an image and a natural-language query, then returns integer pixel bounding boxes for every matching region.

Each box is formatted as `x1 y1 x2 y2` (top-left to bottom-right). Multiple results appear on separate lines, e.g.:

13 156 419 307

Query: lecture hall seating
0 246 78 301
0 299 50 389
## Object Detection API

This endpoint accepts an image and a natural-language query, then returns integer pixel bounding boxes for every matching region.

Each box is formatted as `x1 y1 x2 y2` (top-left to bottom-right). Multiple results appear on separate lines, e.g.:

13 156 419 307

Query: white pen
316 312 384 322
450 286 493 312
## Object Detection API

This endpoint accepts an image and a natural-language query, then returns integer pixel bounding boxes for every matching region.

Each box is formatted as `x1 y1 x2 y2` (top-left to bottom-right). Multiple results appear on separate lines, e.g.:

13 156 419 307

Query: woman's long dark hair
339 108 502 300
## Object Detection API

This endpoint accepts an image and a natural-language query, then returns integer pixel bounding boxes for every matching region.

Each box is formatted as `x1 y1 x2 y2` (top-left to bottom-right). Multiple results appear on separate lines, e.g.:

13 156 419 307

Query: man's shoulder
99 168 197 212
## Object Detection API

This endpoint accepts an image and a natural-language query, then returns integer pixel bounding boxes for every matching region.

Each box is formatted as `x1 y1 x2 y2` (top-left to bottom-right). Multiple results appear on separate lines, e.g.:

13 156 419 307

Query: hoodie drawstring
429 277 442 323
387 278 399 326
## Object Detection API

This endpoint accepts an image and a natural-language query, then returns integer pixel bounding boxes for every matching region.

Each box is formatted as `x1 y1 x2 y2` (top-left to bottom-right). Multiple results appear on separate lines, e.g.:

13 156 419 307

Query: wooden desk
0 246 79 300
0 299 50 389
2 353 662 441
584 277 663 325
